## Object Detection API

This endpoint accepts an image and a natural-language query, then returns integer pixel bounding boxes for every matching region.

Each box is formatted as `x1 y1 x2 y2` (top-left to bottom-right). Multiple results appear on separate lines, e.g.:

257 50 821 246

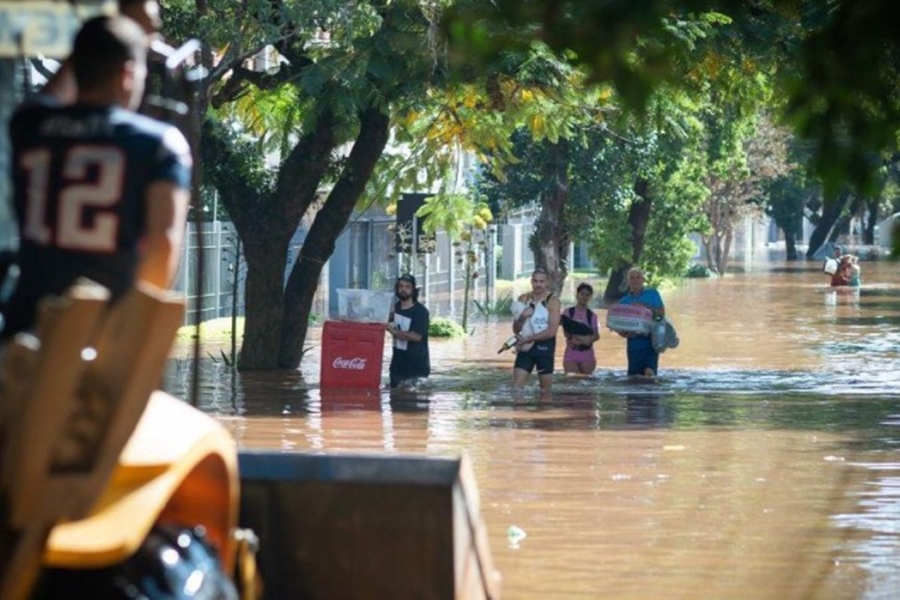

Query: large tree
447 7 803 289
443 0 900 201
165 0 441 369
699 113 792 274
384 42 614 292
431 12 739 292
480 90 707 300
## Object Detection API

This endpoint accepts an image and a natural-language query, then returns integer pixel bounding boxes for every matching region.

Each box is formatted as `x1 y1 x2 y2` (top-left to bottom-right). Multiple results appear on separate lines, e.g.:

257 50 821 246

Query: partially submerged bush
685 264 715 278
429 317 466 338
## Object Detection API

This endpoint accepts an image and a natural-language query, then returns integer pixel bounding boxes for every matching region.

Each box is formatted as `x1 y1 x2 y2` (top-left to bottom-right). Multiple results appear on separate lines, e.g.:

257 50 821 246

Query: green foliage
480 84 707 284
442 0 900 199
207 348 237 367
418 194 495 331
473 293 514 316
161 0 456 369
429 317 466 338
765 169 816 243
201 118 277 199
375 42 612 213
685 263 714 278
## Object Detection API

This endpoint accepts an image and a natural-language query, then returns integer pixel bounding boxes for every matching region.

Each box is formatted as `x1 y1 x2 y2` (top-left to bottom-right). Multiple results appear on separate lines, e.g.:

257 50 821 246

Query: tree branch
210 43 313 108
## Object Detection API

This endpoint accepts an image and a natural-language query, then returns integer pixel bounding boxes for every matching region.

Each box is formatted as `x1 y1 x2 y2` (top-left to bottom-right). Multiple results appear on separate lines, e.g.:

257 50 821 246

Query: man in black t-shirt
385 274 430 388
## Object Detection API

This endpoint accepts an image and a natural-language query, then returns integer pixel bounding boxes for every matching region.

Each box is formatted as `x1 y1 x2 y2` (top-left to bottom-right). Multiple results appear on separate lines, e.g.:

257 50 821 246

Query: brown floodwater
164 260 900 599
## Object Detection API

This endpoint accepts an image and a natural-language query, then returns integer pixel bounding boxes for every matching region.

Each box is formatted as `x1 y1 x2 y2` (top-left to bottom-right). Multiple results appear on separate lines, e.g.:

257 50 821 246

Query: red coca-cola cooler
320 320 386 389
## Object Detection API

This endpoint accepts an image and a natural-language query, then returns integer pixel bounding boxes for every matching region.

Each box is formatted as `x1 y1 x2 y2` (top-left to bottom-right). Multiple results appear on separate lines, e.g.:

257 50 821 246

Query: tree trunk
602 178 653 302
278 108 391 368
628 178 653 263
528 140 570 294
603 265 629 303
200 107 338 370
700 234 715 273
806 191 851 258
720 228 733 274
239 237 290 369
863 197 878 245
701 230 729 275
784 228 798 260
200 120 297 370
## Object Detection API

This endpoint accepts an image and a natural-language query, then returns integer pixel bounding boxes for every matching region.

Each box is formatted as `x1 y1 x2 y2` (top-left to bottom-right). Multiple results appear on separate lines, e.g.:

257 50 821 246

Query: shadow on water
162 261 900 599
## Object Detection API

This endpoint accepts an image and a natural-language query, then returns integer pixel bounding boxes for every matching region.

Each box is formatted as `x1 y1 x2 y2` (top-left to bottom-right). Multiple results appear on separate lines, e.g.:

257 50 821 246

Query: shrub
685 263 714 278
473 292 514 316
429 317 466 338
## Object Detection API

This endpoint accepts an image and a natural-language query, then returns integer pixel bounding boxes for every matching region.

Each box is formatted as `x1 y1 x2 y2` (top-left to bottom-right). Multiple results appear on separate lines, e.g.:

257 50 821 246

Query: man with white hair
617 267 665 377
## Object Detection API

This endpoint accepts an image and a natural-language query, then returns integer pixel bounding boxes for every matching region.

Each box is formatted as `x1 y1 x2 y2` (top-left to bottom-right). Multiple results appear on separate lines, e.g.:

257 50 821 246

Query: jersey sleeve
151 126 193 189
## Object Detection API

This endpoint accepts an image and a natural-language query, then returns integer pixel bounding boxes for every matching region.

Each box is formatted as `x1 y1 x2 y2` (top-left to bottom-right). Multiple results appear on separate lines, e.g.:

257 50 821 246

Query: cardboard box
606 303 653 334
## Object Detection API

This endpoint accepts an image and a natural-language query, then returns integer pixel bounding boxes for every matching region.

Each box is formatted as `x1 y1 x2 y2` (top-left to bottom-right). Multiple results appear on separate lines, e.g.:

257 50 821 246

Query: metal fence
334 217 503 318
173 215 539 325
173 221 245 324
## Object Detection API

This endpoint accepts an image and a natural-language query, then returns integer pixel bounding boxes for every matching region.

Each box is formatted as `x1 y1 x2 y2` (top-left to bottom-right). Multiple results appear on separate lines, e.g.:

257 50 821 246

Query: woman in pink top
562 283 601 374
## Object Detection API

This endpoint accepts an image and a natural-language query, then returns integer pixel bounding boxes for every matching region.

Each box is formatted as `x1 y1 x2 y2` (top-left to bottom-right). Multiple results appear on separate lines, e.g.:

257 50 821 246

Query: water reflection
163 261 900 599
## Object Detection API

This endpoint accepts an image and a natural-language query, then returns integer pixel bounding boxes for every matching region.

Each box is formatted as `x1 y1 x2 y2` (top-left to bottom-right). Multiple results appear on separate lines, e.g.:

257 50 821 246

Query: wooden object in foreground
0 280 185 600
238 451 501 599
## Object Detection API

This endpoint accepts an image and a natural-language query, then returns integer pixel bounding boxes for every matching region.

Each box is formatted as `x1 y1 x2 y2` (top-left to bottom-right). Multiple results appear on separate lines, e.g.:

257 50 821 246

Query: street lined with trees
153 0 897 369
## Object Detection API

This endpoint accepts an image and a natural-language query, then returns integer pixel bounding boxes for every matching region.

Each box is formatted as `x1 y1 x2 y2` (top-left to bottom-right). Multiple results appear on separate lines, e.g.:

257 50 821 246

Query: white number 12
19 146 126 252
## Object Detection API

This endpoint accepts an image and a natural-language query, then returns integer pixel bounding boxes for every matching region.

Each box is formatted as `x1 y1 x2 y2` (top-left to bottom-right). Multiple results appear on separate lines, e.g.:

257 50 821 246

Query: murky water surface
164 261 900 599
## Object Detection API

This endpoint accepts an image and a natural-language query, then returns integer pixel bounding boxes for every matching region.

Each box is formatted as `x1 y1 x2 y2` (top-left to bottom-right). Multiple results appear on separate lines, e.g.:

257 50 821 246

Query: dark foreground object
32 525 237 600
238 451 500 599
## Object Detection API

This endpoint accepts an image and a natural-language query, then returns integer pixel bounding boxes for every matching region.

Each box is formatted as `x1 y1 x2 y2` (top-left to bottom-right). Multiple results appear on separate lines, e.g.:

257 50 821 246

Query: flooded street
164 261 900 599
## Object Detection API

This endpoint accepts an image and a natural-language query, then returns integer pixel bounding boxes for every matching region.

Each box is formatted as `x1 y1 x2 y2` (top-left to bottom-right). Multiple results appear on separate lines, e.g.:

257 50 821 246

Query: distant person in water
562 283 600 375
828 246 861 287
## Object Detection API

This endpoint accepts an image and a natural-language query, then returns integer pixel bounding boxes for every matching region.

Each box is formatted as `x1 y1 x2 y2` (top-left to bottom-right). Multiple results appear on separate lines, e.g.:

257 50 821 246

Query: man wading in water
511 268 561 393
617 267 665 377
385 274 431 388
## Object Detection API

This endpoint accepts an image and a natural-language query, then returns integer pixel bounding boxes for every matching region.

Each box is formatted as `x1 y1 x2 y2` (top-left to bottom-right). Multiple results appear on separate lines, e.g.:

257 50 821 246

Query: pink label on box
607 304 653 320
606 304 653 333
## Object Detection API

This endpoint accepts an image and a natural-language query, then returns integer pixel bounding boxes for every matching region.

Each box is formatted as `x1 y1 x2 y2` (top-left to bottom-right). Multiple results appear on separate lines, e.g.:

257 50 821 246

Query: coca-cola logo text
332 357 368 370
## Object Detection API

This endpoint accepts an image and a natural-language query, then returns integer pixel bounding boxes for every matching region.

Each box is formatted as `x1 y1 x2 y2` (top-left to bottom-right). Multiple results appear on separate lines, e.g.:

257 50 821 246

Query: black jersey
3 96 191 337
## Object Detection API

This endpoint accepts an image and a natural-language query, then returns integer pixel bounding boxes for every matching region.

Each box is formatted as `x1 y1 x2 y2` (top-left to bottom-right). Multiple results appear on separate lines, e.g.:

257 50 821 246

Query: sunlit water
164 261 900 599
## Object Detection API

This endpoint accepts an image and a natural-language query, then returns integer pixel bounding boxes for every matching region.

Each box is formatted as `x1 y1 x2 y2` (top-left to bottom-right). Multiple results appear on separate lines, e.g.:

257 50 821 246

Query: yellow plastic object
44 390 238 572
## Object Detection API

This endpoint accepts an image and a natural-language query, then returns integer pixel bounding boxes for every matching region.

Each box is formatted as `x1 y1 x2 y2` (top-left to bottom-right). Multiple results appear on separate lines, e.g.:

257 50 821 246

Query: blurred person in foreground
3 14 190 337
0 18 246 600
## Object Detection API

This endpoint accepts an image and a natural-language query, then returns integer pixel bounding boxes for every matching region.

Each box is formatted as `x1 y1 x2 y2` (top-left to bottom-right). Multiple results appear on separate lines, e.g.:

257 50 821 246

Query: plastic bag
651 318 679 354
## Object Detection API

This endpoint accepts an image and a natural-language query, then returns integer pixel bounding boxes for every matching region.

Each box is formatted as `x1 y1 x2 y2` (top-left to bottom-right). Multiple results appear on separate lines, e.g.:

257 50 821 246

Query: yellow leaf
528 113 545 138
